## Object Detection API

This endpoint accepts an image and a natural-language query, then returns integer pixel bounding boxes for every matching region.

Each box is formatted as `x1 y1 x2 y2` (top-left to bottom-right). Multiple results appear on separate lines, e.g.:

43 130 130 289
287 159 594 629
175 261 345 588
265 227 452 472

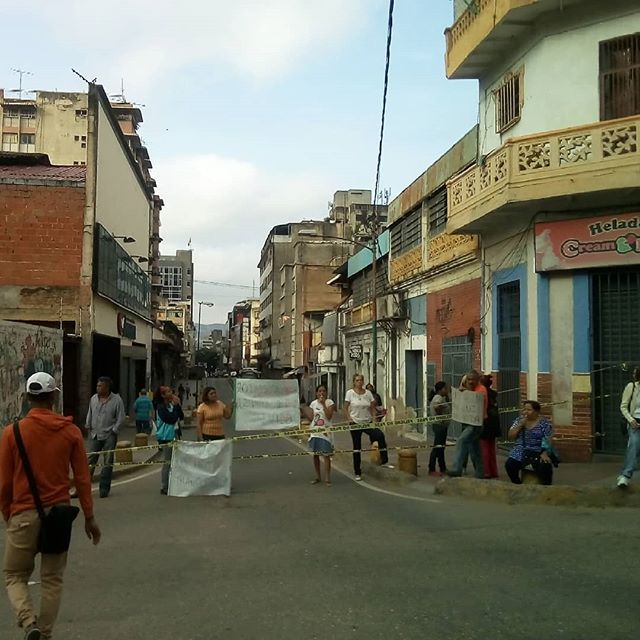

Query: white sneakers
381 463 395 469
354 475 362 481
617 475 630 488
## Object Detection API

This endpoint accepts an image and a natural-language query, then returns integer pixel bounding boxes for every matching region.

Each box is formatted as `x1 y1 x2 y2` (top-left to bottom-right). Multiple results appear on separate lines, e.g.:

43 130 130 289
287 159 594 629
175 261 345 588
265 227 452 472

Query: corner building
444 0 640 460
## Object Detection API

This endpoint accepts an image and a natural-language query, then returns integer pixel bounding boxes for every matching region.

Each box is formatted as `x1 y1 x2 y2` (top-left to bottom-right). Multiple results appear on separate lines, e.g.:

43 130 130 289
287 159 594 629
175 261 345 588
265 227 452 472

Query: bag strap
13 419 46 520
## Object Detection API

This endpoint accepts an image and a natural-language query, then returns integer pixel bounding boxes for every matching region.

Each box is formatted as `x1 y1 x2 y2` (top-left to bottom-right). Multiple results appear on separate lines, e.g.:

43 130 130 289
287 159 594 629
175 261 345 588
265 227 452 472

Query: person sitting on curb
505 400 554 485
617 366 640 488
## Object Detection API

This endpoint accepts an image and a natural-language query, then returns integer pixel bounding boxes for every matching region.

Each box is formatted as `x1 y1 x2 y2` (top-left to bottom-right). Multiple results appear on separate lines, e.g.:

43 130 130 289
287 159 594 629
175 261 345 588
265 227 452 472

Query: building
330 189 389 243
159 250 194 304
229 299 260 370
444 0 640 460
0 84 160 419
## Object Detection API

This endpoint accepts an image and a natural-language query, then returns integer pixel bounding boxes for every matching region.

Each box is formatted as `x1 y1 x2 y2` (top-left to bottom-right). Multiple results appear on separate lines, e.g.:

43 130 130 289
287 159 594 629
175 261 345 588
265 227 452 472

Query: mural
0 320 63 425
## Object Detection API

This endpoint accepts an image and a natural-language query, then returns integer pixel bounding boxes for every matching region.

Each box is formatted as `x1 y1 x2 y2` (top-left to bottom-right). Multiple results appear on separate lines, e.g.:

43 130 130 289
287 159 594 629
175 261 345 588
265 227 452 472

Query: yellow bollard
398 448 418 476
134 433 148 448
115 441 133 464
370 442 381 465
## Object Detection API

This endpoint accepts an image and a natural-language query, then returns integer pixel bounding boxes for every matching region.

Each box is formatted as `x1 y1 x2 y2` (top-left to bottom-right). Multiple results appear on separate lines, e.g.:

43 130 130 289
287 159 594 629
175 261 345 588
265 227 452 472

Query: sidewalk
330 424 640 508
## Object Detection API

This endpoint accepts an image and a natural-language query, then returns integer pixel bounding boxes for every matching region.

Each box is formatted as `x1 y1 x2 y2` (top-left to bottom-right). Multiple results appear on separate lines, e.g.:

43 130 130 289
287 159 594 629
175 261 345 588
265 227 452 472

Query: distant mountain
198 323 227 337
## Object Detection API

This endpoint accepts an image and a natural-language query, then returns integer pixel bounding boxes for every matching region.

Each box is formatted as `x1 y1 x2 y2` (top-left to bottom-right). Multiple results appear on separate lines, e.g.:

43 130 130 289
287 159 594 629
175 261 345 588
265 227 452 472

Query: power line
372 0 395 215
194 279 255 291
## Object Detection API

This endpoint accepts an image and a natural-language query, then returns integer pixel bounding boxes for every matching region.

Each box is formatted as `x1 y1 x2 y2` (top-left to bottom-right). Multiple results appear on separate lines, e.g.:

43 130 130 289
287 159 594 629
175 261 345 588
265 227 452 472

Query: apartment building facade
444 0 640 459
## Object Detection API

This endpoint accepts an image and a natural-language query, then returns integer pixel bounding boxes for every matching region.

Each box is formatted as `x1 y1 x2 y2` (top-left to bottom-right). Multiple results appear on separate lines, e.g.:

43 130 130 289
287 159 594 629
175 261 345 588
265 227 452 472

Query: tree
195 349 221 375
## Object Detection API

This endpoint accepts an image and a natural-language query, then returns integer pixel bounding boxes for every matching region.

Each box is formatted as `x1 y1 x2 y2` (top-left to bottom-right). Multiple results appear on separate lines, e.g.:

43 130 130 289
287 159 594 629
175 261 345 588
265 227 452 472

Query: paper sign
451 389 484 427
168 440 232 497
234 379 300 431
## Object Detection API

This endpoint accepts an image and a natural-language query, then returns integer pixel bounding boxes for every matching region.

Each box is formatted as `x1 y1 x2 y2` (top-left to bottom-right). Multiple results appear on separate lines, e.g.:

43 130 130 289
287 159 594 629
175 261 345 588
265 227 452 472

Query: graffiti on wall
0 320 63 425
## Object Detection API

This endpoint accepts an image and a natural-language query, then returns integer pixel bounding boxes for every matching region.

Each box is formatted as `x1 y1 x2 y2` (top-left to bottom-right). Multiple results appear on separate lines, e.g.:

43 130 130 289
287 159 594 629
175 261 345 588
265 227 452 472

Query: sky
1 0 477 324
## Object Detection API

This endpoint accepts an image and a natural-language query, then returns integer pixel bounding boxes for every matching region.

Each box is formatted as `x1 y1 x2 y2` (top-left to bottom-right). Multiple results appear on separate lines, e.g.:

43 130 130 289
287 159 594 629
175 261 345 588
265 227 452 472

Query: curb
333 451 418 485
434 477 640 508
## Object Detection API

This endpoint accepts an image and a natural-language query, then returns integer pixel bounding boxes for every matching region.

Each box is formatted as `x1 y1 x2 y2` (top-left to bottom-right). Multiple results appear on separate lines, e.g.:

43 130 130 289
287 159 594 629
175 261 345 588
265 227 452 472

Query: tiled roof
0 164 86 182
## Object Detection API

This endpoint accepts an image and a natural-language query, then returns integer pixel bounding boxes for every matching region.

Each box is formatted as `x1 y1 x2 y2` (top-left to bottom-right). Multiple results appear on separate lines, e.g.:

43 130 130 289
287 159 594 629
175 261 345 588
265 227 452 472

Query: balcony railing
93 223 151 318
447 115 640 232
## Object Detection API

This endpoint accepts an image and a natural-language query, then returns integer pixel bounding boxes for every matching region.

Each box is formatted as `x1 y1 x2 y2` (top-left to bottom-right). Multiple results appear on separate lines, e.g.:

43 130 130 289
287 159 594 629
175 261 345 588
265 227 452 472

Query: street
1 388 639 640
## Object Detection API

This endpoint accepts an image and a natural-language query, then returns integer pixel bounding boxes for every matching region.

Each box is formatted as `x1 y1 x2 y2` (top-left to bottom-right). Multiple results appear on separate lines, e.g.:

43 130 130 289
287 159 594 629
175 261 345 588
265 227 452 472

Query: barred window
494 69 523 134
427 186 448 236
600 33 640 120
390 206 422 258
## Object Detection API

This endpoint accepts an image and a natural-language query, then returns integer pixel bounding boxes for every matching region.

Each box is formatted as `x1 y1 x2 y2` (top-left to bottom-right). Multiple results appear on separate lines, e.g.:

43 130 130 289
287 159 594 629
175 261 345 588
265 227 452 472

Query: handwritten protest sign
451 389 484 427
168 440 232 497
234 378 300 431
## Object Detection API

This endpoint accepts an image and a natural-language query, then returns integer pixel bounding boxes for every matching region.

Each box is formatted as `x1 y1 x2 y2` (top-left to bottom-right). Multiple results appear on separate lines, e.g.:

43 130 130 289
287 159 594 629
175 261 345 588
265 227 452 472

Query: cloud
28 0 374 92
154 153 334 322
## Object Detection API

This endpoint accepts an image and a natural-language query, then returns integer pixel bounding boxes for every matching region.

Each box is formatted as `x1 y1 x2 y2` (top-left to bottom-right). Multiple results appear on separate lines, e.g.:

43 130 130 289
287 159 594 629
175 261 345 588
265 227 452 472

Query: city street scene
1 1 640 639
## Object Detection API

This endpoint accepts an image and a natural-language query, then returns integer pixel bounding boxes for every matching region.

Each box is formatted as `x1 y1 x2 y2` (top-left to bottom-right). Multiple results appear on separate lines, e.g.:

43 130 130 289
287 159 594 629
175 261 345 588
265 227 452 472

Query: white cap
26 372 60 395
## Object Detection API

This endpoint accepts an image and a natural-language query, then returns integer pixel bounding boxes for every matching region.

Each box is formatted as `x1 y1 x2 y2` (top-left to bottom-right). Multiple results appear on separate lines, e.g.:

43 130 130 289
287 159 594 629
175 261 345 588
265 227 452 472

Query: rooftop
0 161 86 183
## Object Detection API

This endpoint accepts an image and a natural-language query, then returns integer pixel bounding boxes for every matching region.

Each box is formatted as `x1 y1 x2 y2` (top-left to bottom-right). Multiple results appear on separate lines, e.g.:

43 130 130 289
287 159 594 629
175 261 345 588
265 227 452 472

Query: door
442 336 473 438
592 268 640 453
497 281 521 432
405 350 424 419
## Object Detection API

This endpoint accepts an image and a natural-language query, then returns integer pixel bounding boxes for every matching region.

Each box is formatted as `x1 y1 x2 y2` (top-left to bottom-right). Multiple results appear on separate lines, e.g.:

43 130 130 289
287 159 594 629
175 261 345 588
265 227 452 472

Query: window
600 33 640 120
74 135 80 141
75 109 87 118
19 133 35 152
3 112 20 128
160 265 183 301
427 185 448 236
1 133 19 152
81 135 86 141
390 206 422 258
494 69 523 134
81 142 86 148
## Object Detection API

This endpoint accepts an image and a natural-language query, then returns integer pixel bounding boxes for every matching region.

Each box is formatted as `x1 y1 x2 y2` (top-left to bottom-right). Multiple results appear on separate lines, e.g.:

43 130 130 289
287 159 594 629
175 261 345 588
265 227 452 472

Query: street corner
433 477 640 508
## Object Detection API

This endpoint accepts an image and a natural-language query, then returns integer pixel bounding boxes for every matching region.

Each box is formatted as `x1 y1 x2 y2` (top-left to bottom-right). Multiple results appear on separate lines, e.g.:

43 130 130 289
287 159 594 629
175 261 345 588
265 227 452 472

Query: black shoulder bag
13 419 79 555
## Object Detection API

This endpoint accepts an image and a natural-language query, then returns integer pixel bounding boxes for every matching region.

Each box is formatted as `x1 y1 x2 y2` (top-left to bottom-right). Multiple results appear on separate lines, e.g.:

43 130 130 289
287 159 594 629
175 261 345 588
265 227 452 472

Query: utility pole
10 68 33 100
195 301 214 402
371 207 379 390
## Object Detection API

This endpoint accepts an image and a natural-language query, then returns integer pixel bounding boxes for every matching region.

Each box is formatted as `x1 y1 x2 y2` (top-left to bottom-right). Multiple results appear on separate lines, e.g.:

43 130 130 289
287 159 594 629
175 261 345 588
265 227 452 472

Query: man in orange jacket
0 372 101 640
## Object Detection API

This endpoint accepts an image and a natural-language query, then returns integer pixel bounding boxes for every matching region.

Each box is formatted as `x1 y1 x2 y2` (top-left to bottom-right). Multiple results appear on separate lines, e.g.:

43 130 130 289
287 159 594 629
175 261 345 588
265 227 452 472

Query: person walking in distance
446 369 487 479
617 366 640 488
133 389 154 435
427 381 450 477
85 377 125 499
155 386 184 495
1 372 101 640
344 374 394 481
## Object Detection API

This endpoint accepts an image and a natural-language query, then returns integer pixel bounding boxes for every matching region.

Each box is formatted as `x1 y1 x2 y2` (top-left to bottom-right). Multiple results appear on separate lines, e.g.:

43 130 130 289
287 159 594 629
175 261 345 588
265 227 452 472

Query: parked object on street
0 372 101 640
617 367 640 488
308 384 335 486
86 376 125 499
505 400 555 486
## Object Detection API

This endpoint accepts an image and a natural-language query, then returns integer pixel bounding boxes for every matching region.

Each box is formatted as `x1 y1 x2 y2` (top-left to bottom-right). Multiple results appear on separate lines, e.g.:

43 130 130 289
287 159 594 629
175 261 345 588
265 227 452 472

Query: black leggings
505 457 553 485
428 423 448 472
350 427 388 475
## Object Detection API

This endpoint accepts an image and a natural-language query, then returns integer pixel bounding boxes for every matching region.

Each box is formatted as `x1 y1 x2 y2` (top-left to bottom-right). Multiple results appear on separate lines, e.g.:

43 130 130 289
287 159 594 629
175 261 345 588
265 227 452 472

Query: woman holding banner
155 386 184 495
344 374 393 481
197 387 234 441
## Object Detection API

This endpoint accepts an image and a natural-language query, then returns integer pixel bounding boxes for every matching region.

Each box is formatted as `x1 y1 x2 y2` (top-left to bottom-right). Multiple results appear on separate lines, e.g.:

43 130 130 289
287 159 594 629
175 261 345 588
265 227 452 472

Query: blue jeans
620 426 640 479
451 424 483 478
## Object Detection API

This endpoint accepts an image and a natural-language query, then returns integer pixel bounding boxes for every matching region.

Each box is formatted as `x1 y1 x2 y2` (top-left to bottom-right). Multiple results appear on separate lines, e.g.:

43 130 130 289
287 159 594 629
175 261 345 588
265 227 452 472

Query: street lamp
196 301 215 398
297 229 382 389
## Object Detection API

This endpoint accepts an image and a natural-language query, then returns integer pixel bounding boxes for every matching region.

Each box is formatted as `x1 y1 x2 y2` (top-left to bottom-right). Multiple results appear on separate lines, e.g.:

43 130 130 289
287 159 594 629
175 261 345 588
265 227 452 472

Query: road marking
287 438 441 504
91 467 159 493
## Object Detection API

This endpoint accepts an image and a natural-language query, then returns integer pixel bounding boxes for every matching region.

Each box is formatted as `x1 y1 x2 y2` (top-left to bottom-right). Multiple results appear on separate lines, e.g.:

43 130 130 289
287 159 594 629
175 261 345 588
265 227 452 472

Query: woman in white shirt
343 373 393 481
617 367 640 488
308 384 335 486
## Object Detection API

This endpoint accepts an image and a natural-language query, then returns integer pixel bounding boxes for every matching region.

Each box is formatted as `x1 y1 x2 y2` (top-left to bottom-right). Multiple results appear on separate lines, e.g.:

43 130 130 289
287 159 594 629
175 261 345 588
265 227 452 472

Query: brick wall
0 183 84 320
427 277 481 380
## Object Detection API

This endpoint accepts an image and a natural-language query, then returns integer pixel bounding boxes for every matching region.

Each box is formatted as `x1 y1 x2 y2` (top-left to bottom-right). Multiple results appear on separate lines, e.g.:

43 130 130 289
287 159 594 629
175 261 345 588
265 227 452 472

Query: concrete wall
0 320 63 424
479 10 640 156
95 99 150 263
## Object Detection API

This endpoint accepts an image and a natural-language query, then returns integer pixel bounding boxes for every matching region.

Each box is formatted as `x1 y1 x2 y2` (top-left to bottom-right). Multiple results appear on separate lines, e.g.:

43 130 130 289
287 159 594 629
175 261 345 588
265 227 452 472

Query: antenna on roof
9 68 33 100
71 68 96 85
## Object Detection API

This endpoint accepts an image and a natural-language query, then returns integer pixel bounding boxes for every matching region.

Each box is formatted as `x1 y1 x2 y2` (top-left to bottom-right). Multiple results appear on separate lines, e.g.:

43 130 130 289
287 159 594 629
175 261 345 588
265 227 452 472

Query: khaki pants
3 510 67 638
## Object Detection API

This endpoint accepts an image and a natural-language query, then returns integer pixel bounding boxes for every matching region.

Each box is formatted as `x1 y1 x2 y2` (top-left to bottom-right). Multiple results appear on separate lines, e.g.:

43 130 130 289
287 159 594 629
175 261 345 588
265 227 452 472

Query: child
308 384 335 486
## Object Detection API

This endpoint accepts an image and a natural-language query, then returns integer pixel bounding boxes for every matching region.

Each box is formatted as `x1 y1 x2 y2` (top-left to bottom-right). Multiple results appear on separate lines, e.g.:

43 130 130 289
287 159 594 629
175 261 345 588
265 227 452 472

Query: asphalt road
1 380 639 639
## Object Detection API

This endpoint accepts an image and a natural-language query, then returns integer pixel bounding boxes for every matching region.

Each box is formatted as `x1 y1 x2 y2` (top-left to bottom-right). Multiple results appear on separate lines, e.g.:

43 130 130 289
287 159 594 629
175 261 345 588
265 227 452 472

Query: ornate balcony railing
447 115 640 231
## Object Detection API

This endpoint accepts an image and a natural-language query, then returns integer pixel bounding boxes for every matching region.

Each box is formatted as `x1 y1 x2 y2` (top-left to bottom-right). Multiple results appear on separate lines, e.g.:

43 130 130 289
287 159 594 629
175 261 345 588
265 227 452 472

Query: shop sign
535 213 640 272
349 344 363 360
117 313 137 340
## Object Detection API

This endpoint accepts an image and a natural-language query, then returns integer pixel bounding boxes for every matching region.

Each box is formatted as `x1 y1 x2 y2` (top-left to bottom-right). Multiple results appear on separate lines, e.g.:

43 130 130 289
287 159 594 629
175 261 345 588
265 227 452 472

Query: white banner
451 389 484 427
234 379 300 431
168 440 232 497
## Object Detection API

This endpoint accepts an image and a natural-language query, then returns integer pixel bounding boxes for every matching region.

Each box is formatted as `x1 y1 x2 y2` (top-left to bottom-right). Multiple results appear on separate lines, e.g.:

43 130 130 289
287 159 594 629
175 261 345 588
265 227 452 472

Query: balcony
446 115 640 234
445 0 565 79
